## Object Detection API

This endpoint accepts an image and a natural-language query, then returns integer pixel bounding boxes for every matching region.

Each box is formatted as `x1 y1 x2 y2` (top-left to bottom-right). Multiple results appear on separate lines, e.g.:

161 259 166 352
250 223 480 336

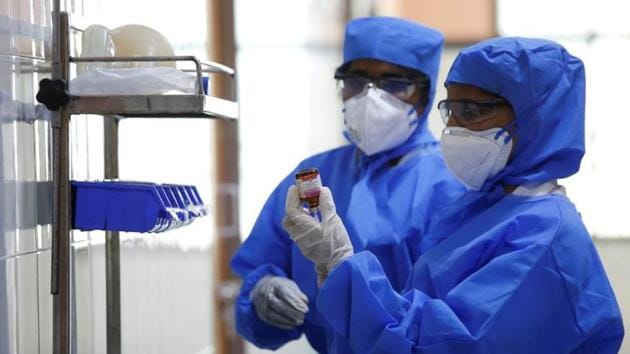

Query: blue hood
445 37 586 187
342 17 444 153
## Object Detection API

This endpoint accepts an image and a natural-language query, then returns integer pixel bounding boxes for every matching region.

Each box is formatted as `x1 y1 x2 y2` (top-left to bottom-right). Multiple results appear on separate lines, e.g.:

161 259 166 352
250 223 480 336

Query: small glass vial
295 168 322 215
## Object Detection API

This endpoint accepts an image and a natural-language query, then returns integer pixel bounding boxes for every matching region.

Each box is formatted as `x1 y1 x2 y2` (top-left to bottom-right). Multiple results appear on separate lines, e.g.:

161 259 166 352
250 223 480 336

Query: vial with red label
295 168 322 217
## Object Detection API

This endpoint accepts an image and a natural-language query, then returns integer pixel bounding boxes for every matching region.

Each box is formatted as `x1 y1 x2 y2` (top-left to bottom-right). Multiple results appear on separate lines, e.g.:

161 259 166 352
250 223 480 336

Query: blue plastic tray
71 181 208 233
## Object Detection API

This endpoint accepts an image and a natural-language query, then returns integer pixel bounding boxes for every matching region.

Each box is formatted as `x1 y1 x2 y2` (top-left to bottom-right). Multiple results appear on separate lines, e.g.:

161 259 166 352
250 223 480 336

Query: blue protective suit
230 17 466 353
315 38 625 353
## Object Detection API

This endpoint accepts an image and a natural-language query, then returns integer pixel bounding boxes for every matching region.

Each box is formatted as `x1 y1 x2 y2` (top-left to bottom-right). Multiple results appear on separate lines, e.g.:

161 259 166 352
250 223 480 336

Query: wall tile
72 241 94 353
0 257 19 354
37 249 52 354
15 252 39 353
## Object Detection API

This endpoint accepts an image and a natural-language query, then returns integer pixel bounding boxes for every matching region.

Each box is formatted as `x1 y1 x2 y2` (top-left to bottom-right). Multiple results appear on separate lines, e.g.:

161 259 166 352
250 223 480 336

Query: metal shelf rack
41 11 238 354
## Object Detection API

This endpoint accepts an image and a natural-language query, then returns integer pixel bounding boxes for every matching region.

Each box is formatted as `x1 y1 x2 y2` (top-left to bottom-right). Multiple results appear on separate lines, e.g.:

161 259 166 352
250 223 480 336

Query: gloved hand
250 275 309 330
282 185 354 286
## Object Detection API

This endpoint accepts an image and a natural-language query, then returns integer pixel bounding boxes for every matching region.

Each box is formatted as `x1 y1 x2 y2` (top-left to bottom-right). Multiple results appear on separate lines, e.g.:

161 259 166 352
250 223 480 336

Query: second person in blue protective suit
230 17 466 353
283 37 625 353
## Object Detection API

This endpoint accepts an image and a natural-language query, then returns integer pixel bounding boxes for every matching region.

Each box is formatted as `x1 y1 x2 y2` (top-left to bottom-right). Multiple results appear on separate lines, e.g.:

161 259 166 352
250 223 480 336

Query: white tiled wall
1 0 218 353
1 48 54 354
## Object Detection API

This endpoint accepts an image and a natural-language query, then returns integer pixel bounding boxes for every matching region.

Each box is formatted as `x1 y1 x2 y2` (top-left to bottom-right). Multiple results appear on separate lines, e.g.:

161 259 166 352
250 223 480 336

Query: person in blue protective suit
230 17 466 353
282 37 625 353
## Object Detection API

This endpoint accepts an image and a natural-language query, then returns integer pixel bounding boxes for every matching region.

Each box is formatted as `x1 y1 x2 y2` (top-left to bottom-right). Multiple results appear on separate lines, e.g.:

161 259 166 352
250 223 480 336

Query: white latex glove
250 275 309 330
282 186 354 286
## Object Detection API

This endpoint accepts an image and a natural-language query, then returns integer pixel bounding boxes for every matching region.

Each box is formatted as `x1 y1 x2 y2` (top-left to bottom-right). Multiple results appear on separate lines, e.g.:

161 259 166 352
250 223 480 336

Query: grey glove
250 275 309 330
282 185 354 286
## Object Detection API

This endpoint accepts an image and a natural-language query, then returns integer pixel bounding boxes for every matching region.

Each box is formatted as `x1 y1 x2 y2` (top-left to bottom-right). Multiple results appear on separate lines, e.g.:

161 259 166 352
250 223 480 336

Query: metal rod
52 11 71 354
104 118 119 178
104 117 121 354
70 56 201 94
49 0 60 297
70 55 197 63
51 0 60 80
192 57 203 95
49 1 62 298
209 0 244 352
105 230 121 354
199 60 235 76
69 55 235 75
69 55 234 95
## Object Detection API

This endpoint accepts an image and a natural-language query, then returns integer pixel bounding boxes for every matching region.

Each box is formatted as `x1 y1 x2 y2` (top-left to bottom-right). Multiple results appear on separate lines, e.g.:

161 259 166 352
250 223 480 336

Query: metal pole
51 11 71 354
51 0 60 79
49 0 61 299
208 1 244 353
104 117 121 354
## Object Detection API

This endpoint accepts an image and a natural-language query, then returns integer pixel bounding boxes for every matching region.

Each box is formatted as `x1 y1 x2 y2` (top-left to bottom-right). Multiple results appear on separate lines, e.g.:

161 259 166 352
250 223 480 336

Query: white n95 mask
343 87 418 156
440 126 513 191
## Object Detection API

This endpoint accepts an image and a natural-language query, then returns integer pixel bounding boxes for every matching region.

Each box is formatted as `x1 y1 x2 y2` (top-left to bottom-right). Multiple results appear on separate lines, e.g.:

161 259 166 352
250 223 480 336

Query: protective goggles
335 73 425 101
438 99 511 126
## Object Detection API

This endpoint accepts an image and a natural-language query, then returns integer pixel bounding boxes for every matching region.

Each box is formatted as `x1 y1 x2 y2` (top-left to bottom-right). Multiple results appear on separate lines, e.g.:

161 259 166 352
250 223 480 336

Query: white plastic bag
69 67 197 96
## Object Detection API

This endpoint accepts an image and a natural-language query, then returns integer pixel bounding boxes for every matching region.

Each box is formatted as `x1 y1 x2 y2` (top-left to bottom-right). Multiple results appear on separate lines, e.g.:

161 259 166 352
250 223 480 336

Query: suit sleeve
317 222 617 354
230 174 302 349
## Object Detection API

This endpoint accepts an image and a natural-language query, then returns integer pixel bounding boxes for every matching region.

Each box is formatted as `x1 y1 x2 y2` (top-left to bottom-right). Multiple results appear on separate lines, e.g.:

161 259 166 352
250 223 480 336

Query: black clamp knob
36 78 71 111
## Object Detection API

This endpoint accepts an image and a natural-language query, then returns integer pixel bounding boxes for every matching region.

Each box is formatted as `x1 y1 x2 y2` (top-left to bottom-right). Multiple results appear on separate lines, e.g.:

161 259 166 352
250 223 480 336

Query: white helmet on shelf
110 24 176 68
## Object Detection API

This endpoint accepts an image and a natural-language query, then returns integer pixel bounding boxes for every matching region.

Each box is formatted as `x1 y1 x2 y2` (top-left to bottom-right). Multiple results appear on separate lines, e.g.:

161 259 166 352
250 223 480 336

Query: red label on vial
296 174 322 199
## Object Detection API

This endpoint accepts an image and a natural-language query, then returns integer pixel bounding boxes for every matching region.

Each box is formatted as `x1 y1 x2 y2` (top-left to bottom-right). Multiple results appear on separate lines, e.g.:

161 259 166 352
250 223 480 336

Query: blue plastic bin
71 181 207 233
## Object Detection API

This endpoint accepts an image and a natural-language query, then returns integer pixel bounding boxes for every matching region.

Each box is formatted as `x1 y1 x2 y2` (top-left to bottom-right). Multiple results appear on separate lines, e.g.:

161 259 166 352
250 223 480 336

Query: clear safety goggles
438 99 511 126
335 73 425 101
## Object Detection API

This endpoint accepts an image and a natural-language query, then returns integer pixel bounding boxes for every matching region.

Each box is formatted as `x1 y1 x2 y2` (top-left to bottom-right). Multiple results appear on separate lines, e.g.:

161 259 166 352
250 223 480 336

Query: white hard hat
110 24 175 68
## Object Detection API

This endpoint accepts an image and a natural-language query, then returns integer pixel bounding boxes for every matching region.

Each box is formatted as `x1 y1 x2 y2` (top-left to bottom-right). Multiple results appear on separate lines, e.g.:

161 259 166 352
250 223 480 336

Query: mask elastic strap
494 120 516 143
342 130 352 142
